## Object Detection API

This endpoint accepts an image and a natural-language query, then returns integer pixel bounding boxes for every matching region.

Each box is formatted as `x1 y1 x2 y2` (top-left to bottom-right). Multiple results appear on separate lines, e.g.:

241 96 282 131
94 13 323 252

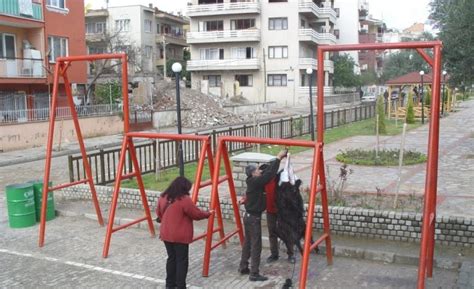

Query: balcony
0 0 43 22
86 33 107 43
187 58 259 71
187 29 260 44
0 57 46 79
187 1 260 17
156 33 187 47
299 58 334 73
299 28 336 45
299 1 337 23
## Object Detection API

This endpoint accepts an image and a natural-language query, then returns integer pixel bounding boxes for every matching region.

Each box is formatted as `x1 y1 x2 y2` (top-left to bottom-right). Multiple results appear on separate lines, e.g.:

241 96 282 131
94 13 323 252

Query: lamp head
442 70 447 75
172 62 182 73
419 70 425 76
306 68 313 75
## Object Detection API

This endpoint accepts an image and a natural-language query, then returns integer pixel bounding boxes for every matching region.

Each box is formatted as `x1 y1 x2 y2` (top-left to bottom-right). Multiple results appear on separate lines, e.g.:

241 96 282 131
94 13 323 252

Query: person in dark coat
238 149 288 282
157 176 212 289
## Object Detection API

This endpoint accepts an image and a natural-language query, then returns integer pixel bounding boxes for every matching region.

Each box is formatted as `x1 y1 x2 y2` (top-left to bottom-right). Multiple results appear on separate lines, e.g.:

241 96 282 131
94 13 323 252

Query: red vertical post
191 139 209 203
316 48 325 143
221 143 244 245
127 138 155 237
417 43 442 288
62 67 104 226
39 62 62 247
299 144 321 289
318 148 333 265
103 137 129 258
121 55 130 133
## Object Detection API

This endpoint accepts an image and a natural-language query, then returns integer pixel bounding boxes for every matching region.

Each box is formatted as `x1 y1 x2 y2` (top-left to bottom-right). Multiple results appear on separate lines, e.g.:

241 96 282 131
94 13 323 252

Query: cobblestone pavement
0 215 458 288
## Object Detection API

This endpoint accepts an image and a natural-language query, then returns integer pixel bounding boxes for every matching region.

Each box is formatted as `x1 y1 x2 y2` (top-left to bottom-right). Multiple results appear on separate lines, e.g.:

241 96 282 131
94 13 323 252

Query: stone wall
58 185 474 248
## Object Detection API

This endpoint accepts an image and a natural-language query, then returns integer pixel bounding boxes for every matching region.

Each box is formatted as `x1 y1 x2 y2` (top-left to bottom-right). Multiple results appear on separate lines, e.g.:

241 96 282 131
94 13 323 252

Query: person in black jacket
238 149 288 282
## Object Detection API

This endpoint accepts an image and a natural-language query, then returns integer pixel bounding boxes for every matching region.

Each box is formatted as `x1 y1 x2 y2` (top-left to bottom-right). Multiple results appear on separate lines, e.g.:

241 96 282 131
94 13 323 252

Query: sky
86 0 433 31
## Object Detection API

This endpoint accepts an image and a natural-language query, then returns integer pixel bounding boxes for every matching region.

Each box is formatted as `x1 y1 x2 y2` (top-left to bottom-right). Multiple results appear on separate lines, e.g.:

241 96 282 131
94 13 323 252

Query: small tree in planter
406 91 415 124
376 95 387 134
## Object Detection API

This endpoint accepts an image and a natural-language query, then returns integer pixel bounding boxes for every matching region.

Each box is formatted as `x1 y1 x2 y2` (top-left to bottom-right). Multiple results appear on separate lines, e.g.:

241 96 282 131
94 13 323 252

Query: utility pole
262 48 267 103
162 35 167 78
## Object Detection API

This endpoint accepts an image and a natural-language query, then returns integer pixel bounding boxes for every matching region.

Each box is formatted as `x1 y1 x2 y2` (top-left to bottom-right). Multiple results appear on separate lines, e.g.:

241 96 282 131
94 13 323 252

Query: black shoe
249 274 268 282
288 255 296 264
266 255 279 263
238 268 250 275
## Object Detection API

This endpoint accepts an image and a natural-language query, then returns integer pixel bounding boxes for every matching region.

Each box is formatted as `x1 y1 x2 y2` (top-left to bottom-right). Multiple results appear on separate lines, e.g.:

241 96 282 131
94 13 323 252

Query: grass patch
336 149 427 166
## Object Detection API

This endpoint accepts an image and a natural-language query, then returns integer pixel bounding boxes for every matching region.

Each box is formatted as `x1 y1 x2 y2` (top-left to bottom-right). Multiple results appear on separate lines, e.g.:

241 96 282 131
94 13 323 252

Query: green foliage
376 96 387 134
292 116 304 136
406 92 415 124
359 70 378 86
381 50 429 82
424 88 431 106
333 53 361 87
336 149 427 166
94 81 121 104
430 0 474 87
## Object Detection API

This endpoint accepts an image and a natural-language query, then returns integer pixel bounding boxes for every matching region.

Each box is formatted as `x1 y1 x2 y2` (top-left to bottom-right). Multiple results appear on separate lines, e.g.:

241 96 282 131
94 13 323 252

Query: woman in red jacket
157 176 212 289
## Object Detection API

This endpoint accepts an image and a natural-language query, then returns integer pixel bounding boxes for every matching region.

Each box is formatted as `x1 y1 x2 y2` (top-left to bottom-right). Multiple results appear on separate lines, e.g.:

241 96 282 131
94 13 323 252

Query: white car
361 94 376 102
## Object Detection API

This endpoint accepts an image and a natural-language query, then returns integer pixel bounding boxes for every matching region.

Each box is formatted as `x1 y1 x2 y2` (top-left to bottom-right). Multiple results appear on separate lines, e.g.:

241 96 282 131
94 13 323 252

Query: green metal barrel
29 180 55 222
6 183 36 228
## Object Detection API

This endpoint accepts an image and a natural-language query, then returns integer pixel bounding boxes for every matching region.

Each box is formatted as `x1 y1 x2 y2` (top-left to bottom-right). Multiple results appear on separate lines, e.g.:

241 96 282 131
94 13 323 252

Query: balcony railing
187 29 260 44
187 58 259 71
299 86 335 97
299 28 336 45
0 0 43 21
299 58 334 72
299 0 337 23
187 1 260 17
0 58 46 78
157 33 187 46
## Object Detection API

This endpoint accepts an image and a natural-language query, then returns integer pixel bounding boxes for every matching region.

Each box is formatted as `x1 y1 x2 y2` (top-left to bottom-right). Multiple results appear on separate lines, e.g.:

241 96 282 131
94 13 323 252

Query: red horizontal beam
320 41 442 52
126 132 210 142
199 176 228 189
310 233 329 251
111 216 147 232
50 179 89 191
57 53 126 62
211 229 240 250
192 227 221 242
218 136 320 148
120 172 137 181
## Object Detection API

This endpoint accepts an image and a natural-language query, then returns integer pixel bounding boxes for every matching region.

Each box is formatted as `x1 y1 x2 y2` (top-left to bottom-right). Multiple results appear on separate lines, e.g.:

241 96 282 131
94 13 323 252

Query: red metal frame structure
102 132 229 258
312 41 443 289
39 53 130 247
204 136 332 277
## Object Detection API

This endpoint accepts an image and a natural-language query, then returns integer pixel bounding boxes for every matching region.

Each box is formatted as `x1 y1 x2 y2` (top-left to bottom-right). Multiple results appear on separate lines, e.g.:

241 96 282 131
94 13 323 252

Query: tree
359 70 378 86
333 53 360 87
430 0 474 88
381 50 428 83
406 91 415 124
94 81 121 105
376 95 387 134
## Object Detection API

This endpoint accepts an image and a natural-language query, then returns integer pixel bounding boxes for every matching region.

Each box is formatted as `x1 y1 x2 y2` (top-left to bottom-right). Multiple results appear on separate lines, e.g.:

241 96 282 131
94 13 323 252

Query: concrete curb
57 209 462 271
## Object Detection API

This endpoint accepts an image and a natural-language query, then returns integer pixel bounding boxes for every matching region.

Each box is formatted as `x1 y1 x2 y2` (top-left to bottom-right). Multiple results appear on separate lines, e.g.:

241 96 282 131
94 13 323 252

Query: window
334 29 340 39
199 20 223 32
85 23 94 34
204 75 221 87
115 19 130 32
0 34 16 59
268 74 287 86
231 47 255 59
145 46 153 58
230 19 255 30
88 46 106 54
335 8 340 17
144 19 152 33
269 18 288 30
47 0 65 9
156 24 160 34
269 0 287 2
200 48 224 60
300 19 306 28
268 46 288 58
48 36 68 62
235 75 253 87
85 22 106 34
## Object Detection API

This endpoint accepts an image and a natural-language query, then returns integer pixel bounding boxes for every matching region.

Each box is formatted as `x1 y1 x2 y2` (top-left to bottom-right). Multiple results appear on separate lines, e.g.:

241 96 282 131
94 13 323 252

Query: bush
424 88 431 106
94 81 122 105
406 91 415 124
336 149 427 166
376 95 387 134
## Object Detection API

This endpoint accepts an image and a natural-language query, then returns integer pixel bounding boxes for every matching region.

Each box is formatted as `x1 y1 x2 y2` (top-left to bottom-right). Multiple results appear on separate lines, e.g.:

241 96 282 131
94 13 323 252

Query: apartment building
333 0 360 74
186 0 338 106
0 0 87 112
358 1 385 76
85 5 188 79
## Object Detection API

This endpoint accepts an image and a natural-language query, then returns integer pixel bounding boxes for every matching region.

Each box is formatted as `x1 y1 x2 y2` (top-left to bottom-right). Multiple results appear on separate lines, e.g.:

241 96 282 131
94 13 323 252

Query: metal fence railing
68 103 376 185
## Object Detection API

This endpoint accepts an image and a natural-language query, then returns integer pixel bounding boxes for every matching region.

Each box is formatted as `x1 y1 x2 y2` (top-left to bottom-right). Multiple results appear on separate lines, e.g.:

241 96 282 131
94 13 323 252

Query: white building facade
334 0 361 74
186 0 338 106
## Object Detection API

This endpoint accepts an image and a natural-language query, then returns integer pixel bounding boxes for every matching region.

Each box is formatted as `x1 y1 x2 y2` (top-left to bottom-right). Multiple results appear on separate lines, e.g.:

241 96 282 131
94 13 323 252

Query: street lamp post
419 70 425 124
172 62 184 177
442 70 447 116
306 67 315 141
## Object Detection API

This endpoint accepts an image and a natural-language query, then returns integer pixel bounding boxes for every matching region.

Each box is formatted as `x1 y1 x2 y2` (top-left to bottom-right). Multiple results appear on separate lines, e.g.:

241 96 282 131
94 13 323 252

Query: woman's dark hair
161 176 192 202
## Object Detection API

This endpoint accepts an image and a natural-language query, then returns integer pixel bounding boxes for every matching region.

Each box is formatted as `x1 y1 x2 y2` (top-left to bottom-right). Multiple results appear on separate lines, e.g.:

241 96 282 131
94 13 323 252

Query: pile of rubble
154 80 245 128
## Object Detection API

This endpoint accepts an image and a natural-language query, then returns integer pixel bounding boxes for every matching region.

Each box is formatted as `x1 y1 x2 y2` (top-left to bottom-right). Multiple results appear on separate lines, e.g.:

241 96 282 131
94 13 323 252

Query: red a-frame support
102 132 230 259
39 53 130 247
204 136 332 277
313 41 443 289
